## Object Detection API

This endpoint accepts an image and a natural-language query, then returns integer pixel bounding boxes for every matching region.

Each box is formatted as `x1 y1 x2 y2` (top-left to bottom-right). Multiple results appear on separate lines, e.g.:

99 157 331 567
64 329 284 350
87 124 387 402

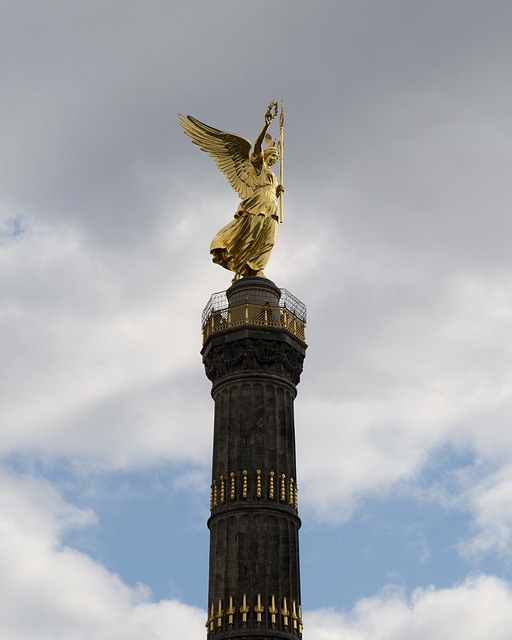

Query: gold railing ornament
216 600 224 628
240 594 250 623
213 470 297 507
269 595 278 624
226 596 236 626
201 288 306 345
206 603 215 632
281 597 290 627
254 593 265 623
230 472 236 500
220 475 226 504
299 604 304 634
242 470 248 499
292 600 299 631
280 473 286 502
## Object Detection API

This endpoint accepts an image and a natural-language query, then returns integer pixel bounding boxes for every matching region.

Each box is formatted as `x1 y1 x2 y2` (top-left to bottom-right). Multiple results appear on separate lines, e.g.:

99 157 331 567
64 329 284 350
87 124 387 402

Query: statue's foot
254 271 267 279
231 273 241 283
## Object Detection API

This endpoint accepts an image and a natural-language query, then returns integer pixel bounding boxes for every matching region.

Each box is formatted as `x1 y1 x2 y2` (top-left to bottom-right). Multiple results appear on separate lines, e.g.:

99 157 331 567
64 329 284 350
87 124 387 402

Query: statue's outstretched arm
253 112 272 157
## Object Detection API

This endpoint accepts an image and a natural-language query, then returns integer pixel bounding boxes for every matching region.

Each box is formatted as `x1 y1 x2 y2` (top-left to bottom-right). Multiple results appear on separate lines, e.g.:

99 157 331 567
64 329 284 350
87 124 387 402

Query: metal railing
202 288 306 344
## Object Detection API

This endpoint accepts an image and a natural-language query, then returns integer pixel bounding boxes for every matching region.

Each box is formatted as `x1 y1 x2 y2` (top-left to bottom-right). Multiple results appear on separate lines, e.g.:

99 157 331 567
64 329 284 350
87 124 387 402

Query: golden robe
210 152 278 278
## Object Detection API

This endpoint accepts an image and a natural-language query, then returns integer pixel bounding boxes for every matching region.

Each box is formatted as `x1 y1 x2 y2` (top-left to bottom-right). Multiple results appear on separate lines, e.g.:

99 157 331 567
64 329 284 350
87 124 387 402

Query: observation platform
201 277 306 346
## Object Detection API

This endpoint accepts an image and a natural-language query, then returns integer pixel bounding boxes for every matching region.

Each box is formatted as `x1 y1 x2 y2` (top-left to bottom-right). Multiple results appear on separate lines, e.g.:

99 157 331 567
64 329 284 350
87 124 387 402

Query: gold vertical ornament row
206 603 214 631
254 593 264 623
242 470 248 498
240 594 250 623
220 475 226 504
206 594 302 634
281 597 290 627
269 471 275 499
226 596 235 625
209 470 298 509
292 600 298 630
230 472 236 500
216 600 224 628
269 594 278 623
280 474 286 502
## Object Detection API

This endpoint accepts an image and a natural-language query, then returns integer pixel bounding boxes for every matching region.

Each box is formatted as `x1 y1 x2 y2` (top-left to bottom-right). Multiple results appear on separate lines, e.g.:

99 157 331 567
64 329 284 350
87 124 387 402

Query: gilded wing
179 115 253 199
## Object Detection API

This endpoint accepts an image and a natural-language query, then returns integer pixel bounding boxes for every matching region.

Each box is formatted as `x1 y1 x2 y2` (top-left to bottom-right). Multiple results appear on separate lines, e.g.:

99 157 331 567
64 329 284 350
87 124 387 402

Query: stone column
202 277 307 640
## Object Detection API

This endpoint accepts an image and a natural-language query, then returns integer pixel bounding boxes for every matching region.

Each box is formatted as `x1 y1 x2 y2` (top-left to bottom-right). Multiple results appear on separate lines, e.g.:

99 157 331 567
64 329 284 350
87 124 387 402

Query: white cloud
305 574 512 640
294 264 512 563
457 465 512 558
0 212 214 466
2 2 512 623
4 466 511 640
3 198 512 558
0 467 205 640
2 465 511 640
298 267 512 513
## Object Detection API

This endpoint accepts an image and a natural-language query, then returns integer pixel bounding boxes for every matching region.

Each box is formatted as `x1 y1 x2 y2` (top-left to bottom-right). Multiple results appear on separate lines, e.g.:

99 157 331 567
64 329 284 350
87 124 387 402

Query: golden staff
279 100 284 223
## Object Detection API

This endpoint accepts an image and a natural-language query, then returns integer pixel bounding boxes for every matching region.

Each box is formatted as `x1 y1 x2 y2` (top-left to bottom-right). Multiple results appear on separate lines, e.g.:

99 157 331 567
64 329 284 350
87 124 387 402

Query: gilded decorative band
206 593 303 636
210 469 298 511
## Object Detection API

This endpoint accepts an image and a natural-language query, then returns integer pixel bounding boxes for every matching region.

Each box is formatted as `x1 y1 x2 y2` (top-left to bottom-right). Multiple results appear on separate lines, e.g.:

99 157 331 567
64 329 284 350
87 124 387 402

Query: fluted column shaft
202 278 306 640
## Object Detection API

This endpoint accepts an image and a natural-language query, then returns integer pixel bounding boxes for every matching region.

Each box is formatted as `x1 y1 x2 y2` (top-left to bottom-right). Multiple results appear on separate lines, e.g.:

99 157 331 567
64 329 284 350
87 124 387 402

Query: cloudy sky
2 1 512 638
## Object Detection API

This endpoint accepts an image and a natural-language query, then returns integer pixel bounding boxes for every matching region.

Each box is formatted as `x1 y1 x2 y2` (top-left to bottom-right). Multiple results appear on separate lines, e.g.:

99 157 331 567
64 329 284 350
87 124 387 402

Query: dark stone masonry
201 277 307 640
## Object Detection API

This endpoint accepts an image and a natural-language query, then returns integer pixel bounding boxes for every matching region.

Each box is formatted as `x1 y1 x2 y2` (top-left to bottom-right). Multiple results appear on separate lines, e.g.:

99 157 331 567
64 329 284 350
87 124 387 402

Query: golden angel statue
179 102 284 282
